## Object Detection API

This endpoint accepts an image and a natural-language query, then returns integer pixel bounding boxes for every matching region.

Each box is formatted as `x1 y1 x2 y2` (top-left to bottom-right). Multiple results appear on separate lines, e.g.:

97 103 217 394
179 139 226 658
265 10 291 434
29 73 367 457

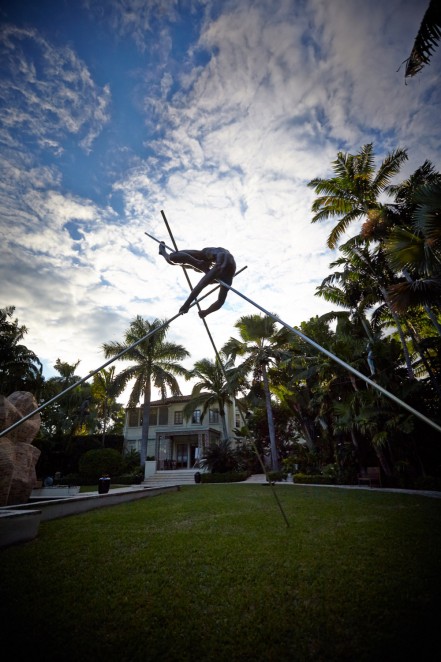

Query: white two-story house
124 395 239 472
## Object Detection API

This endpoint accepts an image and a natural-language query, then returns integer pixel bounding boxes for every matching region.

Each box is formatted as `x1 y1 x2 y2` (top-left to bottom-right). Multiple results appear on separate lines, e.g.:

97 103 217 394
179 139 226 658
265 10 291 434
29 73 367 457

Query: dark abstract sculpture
159 243 236 318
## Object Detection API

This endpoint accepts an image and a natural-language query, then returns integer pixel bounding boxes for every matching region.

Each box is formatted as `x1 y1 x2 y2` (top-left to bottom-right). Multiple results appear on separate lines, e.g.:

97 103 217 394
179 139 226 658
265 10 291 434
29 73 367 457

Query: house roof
126 395 192 409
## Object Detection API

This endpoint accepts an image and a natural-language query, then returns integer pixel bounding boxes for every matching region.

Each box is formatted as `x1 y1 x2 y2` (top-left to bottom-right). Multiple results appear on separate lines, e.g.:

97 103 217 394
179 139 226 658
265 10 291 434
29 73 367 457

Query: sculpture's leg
179 270 216 314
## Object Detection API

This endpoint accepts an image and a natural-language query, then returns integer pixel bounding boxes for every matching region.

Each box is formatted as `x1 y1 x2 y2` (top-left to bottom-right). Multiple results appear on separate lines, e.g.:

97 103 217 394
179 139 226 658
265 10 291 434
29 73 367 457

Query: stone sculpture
0 392 41 506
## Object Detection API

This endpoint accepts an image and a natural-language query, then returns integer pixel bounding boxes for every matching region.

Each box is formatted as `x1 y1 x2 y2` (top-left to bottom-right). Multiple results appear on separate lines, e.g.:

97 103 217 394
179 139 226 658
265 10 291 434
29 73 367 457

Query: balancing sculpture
158 242 236 318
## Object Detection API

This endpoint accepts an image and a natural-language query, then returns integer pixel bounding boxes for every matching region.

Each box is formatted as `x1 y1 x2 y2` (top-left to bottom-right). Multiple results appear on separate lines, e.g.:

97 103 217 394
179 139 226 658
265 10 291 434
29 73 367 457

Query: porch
154 429 220 470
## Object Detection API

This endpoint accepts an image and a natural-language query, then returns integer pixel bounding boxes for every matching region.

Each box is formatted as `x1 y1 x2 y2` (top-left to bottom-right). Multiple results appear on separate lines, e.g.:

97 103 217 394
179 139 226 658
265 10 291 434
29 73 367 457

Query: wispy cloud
0 24 111 154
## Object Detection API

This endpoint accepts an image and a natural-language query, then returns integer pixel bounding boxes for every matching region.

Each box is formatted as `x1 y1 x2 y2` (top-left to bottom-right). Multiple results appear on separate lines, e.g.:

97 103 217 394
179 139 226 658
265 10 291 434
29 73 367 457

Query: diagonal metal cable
0 282 228 439
221 280 441 435
4 233 439 446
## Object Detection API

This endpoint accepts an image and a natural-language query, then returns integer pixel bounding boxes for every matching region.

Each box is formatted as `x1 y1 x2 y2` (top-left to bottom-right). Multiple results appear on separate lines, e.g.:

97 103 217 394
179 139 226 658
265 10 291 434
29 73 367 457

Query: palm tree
102 316 190 466
90 367 121 446
308 143 408 249
0 306 43 396
385 180 441 316
222 314 291 471
183 356 235 442
40 359 89 437
404 0 441 78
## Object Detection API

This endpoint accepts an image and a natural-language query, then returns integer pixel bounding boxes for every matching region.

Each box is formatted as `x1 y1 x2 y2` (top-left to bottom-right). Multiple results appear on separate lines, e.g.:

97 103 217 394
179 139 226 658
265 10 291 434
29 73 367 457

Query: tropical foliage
2 143 441 489
404 0 441 78
223 314 292 470
0 306 43 396
183 355 235 441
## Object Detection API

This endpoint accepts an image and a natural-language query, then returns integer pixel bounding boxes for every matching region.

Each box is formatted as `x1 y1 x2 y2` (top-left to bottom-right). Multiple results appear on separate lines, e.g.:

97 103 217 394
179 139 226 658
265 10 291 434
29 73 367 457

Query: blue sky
1 0 439 401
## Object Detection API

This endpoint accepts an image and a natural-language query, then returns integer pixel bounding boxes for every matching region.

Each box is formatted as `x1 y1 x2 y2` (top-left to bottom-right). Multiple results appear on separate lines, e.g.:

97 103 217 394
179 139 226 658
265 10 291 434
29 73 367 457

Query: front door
177 443 188 469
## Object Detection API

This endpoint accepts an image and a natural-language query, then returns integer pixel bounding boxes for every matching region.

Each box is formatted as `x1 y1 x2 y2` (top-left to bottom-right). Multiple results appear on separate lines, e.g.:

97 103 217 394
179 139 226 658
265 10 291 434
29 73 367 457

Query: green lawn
1 485 440 661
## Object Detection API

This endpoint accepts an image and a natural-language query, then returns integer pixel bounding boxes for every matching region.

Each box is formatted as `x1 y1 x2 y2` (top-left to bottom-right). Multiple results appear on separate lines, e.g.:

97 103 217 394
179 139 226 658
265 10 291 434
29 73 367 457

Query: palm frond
384 227 429 273
412 181 441 242
327 208 365 249
387 278 441 313
371 148 408 193
405 0 441 77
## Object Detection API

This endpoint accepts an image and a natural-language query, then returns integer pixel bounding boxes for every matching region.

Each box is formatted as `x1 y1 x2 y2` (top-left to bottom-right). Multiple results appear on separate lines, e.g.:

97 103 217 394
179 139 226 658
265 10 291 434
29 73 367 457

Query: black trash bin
194 471 201 484
98 475 111 494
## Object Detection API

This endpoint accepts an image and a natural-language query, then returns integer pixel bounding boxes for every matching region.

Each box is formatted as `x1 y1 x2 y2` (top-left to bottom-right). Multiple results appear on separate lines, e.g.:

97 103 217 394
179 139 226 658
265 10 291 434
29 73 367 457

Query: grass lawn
1 485 440 661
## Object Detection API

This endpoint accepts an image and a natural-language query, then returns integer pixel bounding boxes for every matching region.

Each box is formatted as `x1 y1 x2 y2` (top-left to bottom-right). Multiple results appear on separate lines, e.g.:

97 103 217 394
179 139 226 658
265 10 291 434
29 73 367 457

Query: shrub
321 463 338 479
116 470 144 485
78 448 123 482
293 473 335 485
413 476 441 491
267 471 287 482
122 450 141 472
200 471 249 483
201 440 238 473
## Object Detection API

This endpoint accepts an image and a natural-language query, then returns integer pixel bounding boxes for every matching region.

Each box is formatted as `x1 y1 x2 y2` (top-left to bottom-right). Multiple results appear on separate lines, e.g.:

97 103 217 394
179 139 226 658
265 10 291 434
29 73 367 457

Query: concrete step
142 470 201 487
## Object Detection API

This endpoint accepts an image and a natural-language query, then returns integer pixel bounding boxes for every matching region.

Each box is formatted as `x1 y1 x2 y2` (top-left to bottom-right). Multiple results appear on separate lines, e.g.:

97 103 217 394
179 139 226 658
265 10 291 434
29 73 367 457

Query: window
158 407 168 425
192 410 201 424
149 408 158 425
128 409 139 427
209 410 220 424
174 411 183 425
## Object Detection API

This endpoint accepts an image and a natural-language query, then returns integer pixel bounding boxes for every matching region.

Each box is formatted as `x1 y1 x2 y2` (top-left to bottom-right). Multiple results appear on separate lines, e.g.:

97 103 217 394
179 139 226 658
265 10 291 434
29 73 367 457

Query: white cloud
1 0 440 405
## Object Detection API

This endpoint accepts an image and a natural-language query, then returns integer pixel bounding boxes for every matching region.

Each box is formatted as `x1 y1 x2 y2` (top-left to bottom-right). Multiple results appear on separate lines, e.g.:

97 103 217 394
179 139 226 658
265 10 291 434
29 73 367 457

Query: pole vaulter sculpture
158 242 236 318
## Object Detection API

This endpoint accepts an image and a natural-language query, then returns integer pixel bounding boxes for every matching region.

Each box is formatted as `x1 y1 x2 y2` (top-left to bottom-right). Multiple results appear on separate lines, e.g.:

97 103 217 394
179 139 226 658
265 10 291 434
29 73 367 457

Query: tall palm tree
308 143 408 249
102 316 190 466
183 356 235 442
0 306 43 396
90 367 121 446
404 0 441 78
222 314 291 471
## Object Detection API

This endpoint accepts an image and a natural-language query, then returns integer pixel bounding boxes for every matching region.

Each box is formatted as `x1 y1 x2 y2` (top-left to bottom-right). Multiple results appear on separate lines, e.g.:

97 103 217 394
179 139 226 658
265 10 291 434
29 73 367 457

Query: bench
358 466 382 487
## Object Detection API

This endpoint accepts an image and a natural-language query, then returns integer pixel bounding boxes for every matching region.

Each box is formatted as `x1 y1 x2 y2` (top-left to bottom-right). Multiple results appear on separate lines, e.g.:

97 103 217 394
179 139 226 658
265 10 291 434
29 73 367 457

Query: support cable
219 280 441 436
0 283 226 439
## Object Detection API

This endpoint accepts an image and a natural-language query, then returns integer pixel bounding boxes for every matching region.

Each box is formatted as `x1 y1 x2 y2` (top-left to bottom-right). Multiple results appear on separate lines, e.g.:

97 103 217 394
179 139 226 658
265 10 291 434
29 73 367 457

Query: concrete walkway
242 474 441 499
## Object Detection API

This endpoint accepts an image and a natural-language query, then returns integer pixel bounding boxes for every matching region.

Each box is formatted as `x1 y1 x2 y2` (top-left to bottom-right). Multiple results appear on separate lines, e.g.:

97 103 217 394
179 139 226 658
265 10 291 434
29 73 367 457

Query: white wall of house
123 396 238 470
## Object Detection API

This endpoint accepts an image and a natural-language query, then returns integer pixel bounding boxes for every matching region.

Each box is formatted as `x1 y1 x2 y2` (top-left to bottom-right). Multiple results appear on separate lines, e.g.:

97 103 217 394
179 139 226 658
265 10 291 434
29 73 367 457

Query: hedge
200 471 250 483
293 473 336 485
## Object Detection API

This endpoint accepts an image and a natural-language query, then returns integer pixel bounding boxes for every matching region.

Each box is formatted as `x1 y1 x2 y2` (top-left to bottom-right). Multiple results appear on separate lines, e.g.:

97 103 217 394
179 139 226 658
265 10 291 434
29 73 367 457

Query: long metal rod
158 214 290 526
0 285 221 439
219 280 441 435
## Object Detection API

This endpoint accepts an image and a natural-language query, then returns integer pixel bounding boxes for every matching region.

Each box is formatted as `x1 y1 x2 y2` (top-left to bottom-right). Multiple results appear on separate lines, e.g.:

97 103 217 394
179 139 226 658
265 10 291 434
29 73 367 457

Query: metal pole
219 280 441 435
158 211 290 526
0 286 222 439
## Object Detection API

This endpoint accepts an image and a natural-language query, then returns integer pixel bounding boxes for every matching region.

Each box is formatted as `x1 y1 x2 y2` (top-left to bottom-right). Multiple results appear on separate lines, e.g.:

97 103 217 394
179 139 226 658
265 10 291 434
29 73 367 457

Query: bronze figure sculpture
159 242 236 317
